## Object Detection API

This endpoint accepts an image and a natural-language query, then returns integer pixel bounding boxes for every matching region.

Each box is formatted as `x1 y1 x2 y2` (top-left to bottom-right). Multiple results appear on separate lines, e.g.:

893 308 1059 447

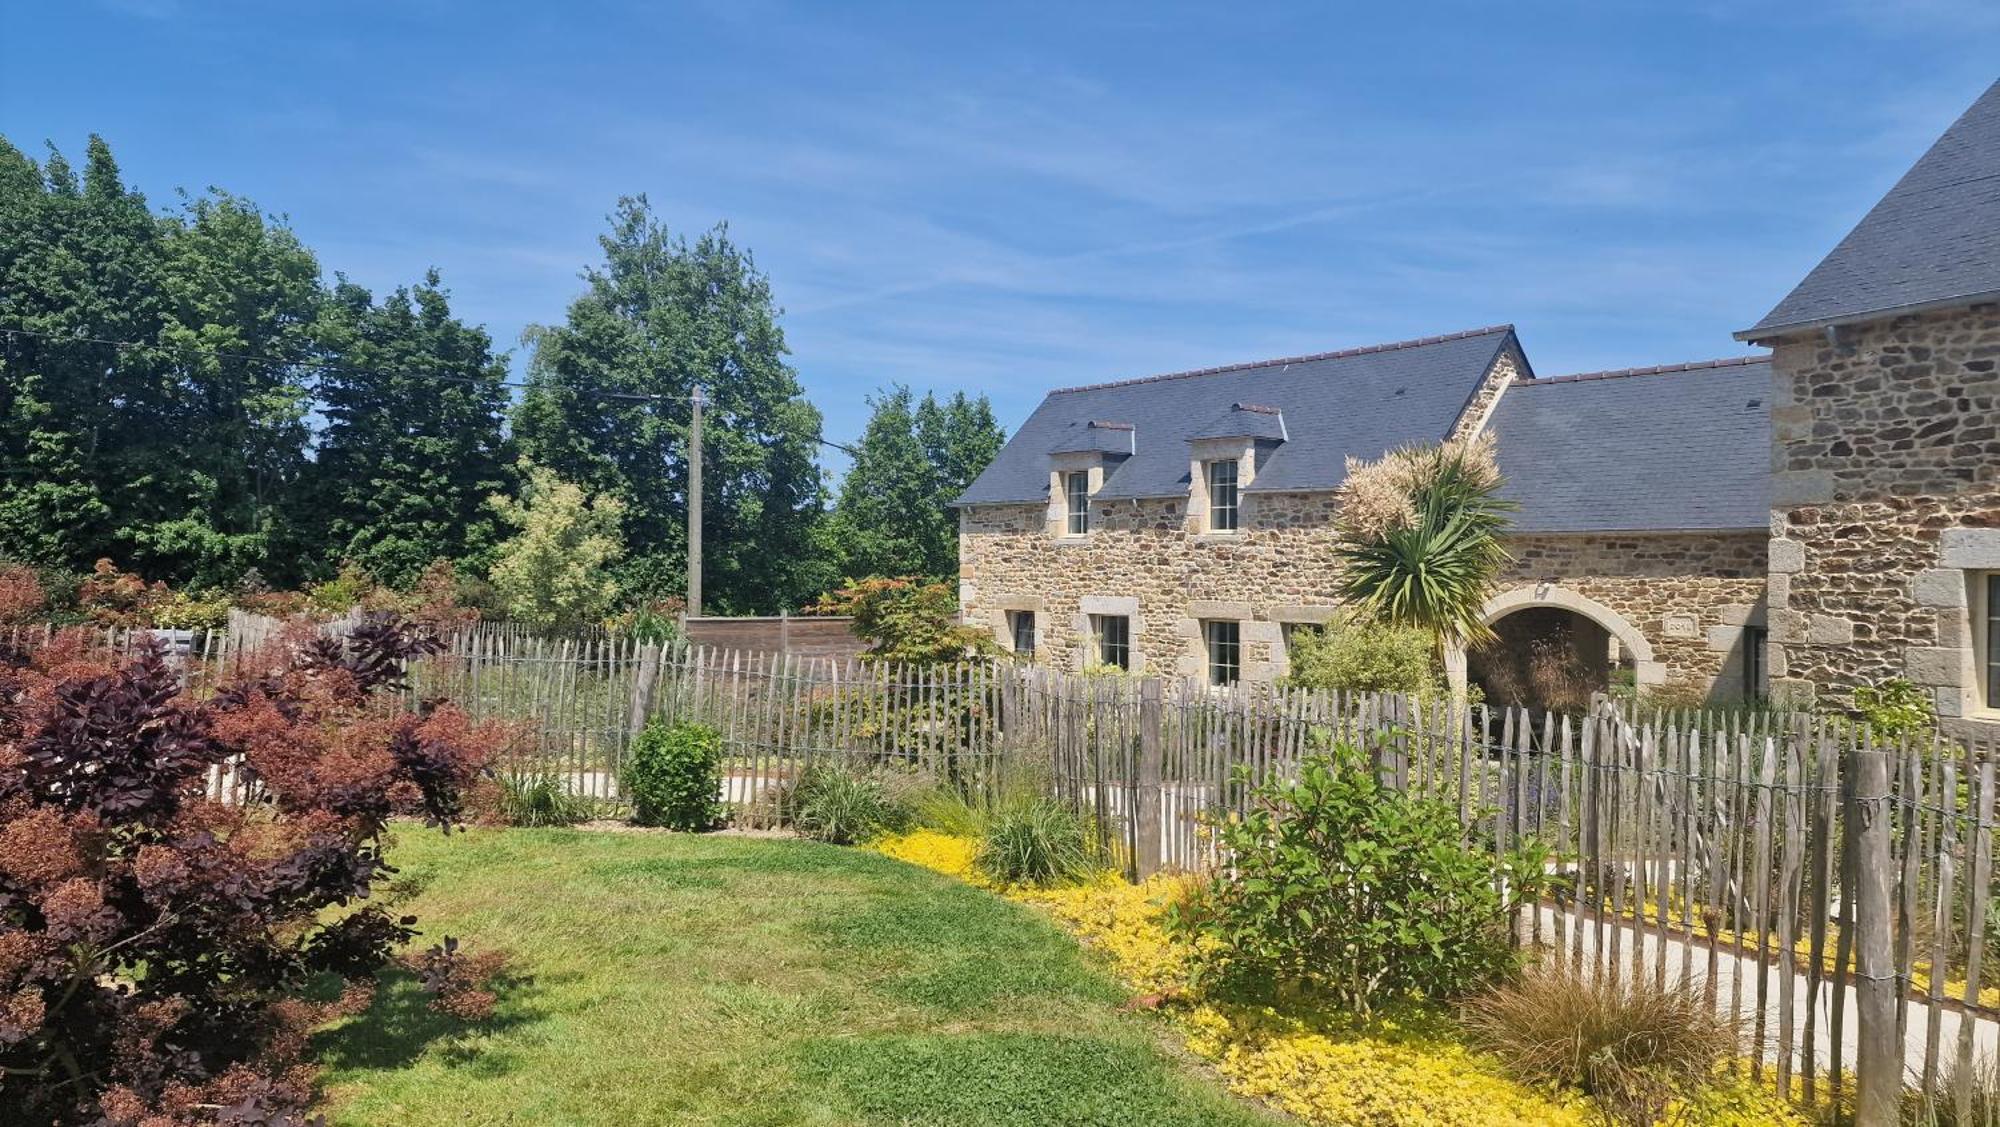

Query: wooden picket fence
17 619 2000 1122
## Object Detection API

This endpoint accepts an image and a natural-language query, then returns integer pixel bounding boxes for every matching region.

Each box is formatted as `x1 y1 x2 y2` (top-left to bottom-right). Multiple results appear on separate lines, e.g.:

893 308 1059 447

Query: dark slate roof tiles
1743 79 2000 338
1487 357 1771 533
955 326 1517 505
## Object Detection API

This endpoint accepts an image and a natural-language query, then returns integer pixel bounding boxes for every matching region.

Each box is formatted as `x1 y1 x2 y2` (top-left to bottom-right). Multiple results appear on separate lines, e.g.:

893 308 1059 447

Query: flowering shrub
0 619 505 1125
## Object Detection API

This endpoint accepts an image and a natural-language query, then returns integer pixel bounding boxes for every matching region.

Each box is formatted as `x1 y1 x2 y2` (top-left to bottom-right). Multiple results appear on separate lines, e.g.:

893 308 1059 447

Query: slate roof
1741 79 2000 339
955 326 1520 505
1487 357 1771 533
1188 403 1289 442
1048 420 1137 456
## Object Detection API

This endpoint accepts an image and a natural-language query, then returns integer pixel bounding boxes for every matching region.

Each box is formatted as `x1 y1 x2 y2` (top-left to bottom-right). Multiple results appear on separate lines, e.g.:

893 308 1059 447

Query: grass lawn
316 827 1282 1127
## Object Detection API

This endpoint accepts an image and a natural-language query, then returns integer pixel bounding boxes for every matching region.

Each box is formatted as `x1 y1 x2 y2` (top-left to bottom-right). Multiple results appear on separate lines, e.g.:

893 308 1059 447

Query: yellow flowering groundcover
868 830 1809 1127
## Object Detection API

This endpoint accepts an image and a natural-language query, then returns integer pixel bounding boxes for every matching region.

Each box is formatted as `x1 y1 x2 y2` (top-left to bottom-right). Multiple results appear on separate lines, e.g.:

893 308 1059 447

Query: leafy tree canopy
826 385 1003 583
515 196 827 614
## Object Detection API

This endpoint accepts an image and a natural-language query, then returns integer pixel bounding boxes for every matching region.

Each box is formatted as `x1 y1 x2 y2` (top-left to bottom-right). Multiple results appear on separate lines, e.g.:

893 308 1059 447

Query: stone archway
1480 584 1667 687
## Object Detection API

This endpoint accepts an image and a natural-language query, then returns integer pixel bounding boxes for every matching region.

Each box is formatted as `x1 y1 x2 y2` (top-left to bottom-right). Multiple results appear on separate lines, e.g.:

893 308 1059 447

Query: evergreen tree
827 386 1005 582
305 271 513 585
515 196 826 613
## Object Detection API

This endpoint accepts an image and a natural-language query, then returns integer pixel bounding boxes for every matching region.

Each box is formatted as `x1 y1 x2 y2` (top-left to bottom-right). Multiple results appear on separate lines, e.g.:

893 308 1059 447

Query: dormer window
1064 471 1090 535
1205 459 1239 531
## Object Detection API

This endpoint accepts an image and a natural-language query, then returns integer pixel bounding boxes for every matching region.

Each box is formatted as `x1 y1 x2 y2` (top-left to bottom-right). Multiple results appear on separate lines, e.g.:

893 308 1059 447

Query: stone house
954 77 1999 717
1738 78 2000 739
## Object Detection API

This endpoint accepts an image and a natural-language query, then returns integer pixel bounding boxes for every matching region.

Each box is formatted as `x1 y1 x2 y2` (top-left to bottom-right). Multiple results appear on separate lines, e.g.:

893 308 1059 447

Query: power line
0 325 680 403
0 324 859 454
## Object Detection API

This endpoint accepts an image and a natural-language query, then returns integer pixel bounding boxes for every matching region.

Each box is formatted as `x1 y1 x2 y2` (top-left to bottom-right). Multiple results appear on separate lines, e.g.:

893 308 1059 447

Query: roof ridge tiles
1519 355 1767 387
1046 324 1515 395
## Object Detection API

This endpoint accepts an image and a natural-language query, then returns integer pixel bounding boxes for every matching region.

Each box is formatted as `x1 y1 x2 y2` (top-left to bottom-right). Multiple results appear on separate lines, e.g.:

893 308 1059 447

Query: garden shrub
1464 961 1741 1127
1171 743 1541 1014
974 799 1098 888
0 619 502 1125
0 564 49 625
1853 676 1935 740
497 766 593 827
790 762 912 844
1280 614 1441 696
808 576 996 664
627 719 724 830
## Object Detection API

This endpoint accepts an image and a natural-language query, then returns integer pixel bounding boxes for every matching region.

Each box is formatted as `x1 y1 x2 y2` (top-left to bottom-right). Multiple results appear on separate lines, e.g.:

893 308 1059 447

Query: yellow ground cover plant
868 830 1812 1127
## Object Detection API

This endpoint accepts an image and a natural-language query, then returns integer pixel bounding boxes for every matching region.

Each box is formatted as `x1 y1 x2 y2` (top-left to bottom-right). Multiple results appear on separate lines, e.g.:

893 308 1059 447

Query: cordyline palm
1336 440 1516 700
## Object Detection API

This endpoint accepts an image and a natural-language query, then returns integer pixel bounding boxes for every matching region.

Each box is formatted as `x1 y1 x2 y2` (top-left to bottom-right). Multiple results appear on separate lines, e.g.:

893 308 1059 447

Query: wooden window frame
1205 459 1239 532
1091 613 1130 670
1064 471 1090 536
1205 619 1241 686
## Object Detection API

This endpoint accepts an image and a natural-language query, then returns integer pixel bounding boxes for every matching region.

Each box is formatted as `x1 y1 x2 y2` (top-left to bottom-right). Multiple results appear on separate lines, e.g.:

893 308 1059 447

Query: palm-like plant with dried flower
1335 434 1515 698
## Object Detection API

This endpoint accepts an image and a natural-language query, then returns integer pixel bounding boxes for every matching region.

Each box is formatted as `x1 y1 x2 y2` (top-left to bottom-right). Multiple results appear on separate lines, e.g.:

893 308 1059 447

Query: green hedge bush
1171 743 1546 1014
627 720 724 830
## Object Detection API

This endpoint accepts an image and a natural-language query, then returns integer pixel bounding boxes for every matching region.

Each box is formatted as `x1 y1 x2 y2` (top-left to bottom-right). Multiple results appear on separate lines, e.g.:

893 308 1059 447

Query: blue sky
5 3 1998 471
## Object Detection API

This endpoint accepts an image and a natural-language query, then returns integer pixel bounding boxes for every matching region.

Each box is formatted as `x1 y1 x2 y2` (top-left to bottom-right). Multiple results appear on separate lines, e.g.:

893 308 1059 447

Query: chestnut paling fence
24 621 2000 1124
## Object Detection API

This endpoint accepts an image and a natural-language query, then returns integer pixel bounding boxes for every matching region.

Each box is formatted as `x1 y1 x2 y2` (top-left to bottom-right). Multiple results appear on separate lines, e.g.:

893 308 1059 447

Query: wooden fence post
1135 677 1164 880
1852 738 1900 1127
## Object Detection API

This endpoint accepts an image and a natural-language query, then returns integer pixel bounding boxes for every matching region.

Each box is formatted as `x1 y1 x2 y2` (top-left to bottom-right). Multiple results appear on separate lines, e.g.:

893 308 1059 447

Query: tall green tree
828 386 1004 582
304 271 513 585
0 134 320 586
515 196 825 613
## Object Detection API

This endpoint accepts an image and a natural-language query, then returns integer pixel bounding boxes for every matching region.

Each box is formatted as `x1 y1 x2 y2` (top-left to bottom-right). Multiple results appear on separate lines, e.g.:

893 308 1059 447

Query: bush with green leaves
790 762 912 844
497 766 594 827
1852 676 1935 740
1171 743 1542 1014
974 799 1099 888
1279 614 1442 696
1465 961 1741 1127
626 719 725 830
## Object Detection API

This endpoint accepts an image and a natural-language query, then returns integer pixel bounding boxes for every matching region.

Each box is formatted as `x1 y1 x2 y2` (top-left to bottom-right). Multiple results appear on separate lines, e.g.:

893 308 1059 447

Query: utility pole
687 384 703 617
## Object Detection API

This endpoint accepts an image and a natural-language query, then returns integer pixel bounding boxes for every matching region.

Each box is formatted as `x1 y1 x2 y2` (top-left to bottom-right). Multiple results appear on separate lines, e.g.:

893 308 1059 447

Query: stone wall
1765 303 2000 734
1498 532 1769 701
960 494 1768 696
1447 346 1526 444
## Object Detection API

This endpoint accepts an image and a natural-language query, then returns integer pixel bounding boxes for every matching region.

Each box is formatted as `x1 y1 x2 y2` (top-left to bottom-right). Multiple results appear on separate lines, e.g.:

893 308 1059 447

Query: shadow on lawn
313 963 554 1076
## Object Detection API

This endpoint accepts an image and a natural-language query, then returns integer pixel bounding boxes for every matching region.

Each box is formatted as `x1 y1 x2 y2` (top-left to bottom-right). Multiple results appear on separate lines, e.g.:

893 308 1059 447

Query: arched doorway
1469 585 1665 712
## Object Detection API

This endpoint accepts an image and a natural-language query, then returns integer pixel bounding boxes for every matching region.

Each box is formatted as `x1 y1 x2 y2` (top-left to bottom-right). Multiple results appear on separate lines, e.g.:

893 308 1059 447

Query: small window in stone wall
1743 625 1767 699
1091 614 1130 670
1065 471 1090 536
1984 574 2000 710
1206 459 1239 531
1205 620 1241 685
1008 610 1036 656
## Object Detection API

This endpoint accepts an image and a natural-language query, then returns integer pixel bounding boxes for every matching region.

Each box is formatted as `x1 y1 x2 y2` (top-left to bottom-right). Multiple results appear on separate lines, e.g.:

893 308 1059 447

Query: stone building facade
1737 78 2000 738
957 78 2000 716
956 327 1774 701
1757 306 2000 733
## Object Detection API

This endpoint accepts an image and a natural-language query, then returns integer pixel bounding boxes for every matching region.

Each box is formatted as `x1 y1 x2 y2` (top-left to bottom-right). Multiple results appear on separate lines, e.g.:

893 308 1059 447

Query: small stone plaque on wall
1661 614 1699 640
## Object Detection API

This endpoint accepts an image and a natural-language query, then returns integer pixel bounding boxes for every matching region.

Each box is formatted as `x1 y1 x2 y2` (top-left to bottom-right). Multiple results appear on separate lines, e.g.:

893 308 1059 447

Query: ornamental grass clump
1464 961 1742 1127
0 618 504 1126
1171 742 1544 1015
974 798 1099 888
496 765 593 827
789 762 912 844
